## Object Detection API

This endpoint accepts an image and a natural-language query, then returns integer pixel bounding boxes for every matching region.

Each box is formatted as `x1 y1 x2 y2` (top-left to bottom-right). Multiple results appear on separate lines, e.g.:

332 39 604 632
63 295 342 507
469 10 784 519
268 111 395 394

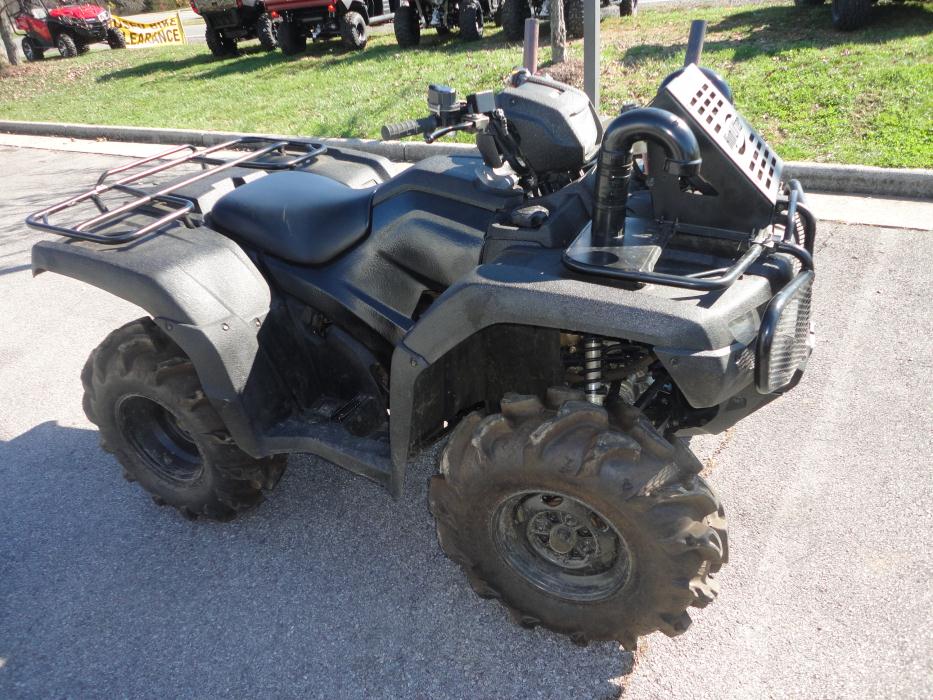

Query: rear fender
31 225 273 457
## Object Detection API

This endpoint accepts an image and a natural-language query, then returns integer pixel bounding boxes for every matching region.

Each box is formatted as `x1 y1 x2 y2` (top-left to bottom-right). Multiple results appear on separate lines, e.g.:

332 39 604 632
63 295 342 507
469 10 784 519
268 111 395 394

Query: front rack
562 179 815 291
26 137 327 245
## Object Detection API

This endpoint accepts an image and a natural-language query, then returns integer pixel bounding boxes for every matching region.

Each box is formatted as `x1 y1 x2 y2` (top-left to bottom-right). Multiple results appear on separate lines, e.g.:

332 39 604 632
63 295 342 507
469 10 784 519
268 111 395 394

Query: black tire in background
277 18 307 54
500 0 530 40
832 0 872 29
82 318 287 521
256 13 278 51
56 33 77 58
107 27 126 49
565 0 585 38
205 27 237 57
22 36 43 61
429 389 728 648
394 4 421 46
459 1 484 40
619 0 638 16
76 42 90 55
340 10 368 50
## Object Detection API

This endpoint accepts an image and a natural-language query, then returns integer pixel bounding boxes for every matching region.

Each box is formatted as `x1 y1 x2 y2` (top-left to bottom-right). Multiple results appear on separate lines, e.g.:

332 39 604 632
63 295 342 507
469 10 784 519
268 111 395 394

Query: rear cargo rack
26 137 327 245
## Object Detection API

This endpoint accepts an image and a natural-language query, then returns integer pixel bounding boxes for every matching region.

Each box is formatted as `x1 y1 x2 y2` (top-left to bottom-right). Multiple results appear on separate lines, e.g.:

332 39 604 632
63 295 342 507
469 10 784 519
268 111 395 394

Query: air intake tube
591 107 702 246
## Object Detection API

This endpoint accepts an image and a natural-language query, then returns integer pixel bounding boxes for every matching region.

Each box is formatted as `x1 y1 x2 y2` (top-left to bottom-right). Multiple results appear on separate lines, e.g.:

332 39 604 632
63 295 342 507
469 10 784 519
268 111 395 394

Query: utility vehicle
27 22 815 647
14 0 125 60
393 0 501 45
189 0 278 57
264 0 396 53
499 0 622 41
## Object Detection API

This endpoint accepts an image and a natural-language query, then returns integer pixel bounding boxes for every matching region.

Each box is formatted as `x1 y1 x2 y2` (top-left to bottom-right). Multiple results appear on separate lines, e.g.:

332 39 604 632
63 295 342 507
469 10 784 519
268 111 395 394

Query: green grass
1 0 931 167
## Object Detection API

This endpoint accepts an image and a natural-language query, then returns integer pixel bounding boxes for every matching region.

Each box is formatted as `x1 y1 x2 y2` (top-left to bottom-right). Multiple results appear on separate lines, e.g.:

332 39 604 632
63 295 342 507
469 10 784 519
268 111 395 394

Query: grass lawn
1 0 931 167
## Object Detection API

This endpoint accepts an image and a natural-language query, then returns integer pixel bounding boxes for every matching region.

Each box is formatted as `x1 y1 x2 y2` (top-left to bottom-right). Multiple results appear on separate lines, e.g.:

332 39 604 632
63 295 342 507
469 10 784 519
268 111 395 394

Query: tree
550 0 566 64
0 0 22 66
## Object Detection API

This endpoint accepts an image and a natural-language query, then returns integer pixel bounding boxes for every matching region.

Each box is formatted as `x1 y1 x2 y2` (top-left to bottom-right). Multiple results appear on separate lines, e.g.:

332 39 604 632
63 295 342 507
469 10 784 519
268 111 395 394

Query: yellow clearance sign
111 12 188 47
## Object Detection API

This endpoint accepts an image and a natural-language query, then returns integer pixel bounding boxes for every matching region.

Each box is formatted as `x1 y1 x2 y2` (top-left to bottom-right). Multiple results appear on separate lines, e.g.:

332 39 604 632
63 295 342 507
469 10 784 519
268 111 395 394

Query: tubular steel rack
26 137 327 245
562 179 816 291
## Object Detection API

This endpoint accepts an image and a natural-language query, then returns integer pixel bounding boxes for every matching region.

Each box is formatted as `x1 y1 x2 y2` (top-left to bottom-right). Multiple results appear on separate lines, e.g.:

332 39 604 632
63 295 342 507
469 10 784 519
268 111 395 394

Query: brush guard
25 137 327 245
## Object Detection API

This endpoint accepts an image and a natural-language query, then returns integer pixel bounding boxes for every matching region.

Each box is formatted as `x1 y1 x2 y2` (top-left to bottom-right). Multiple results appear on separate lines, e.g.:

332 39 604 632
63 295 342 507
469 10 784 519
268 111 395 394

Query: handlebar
381 116 438 141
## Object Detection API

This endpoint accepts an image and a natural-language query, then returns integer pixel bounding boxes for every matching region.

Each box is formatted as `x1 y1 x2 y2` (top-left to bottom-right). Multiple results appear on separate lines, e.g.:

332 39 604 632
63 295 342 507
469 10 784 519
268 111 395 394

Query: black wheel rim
492 491 633 602
117 395 203 483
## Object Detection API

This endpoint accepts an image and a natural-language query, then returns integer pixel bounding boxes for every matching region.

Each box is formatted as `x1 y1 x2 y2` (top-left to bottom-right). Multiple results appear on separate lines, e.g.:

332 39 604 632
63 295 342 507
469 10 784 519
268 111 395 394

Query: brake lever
425 115 491 144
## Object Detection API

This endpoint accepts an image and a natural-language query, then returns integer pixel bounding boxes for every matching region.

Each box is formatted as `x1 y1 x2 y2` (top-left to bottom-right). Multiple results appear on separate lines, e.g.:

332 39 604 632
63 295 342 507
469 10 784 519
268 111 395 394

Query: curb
2 119 931 199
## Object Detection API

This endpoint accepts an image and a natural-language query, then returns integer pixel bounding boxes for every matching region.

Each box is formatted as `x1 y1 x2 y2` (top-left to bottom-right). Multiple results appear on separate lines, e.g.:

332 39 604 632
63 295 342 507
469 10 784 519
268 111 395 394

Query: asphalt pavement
0 143 931 699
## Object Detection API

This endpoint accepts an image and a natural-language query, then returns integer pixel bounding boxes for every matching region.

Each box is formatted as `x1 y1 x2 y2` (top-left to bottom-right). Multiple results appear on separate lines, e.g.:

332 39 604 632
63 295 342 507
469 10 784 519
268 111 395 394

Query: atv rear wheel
256 13 277 51
565 0 585 38
205 27 237 57
107 27 126 49
340 10 368 50
500 0 530 41
56 33 77 58
393 4 421 46
278 19 307 55
459 1 484 40
831 0 871 30
429 389 727 648
82 318 286 521
22 36 43 61
619 0 638 17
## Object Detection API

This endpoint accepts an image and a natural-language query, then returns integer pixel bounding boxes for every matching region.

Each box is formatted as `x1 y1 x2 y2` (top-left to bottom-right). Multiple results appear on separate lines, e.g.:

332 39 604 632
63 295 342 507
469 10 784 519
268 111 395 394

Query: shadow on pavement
0 421 634 698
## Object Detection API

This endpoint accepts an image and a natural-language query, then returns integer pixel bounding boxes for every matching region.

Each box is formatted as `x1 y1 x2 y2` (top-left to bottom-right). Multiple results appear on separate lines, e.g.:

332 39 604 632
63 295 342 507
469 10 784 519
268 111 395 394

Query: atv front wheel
22 36 44 61
205 27 237 57
256 13 278 51
500 0 530 41
107 27 126 49
278 19 307 55
340 10 368 50
82 318 286 521
393 4 421 46
459 1 484 40
565 0 585 39
429 389 727 648
56 33 77 58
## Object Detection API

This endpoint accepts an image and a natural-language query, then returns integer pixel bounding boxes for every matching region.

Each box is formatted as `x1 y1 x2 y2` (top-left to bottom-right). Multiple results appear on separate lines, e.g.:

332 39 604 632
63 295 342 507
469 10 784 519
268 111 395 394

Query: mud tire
256 13 278 51
82 318 286 521
56 33 77 58
394 4 421 46
429 389 728 648
501 0 530 41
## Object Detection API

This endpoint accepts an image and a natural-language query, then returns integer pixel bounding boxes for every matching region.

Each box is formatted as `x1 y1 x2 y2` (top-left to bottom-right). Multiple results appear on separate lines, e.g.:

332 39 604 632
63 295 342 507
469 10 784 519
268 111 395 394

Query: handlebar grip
381 116 436 140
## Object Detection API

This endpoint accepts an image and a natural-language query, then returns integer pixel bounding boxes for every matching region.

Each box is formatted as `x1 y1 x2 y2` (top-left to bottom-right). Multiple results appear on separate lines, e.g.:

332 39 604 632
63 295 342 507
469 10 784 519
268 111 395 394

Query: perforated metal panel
664 64 782 202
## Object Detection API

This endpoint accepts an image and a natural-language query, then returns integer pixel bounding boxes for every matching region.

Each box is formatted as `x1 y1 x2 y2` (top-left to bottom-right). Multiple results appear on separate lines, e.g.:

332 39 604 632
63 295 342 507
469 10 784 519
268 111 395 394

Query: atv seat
209 171 375 265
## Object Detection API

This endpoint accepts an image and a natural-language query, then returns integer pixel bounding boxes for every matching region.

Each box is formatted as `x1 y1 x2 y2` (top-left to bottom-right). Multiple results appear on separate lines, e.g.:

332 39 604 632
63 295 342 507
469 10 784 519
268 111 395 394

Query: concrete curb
2 119 931 199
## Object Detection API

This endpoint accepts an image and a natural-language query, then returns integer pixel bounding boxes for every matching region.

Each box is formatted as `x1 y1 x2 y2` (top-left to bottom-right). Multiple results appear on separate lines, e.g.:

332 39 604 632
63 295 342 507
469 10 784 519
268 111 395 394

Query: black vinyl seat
209 171 375 265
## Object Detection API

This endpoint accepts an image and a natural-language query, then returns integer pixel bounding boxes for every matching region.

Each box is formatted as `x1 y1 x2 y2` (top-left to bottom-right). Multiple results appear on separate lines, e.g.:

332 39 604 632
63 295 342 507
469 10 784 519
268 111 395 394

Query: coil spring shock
583 336 605 405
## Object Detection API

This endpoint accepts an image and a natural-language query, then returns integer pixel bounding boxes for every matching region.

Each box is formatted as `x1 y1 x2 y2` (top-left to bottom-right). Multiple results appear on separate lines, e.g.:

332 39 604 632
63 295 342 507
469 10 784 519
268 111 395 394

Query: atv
14 0 125 60
499 0 622 41
264 0 396 54
27 21 815 648
393 0 502 46
189 0 279 57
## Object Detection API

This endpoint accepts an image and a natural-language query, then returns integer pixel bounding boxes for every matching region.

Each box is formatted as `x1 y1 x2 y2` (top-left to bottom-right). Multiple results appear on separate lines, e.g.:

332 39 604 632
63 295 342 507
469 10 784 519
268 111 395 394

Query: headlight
98 10 109 21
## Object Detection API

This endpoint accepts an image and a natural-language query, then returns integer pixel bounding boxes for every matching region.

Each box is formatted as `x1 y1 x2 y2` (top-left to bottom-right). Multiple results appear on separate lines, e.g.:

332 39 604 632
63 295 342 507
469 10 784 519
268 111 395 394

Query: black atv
393 0 502 46
189 0 278 57
27 23 815 648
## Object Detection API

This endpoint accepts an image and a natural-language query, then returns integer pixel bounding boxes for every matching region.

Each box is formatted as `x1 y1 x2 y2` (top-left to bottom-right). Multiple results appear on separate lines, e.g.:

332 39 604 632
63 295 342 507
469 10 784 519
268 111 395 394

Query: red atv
14 0 126 60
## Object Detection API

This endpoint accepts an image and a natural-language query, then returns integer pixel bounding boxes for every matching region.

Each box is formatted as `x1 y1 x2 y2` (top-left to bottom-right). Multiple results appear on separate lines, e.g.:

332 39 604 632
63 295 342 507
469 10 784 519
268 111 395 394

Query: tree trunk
0 2 21 66
550 0 566 64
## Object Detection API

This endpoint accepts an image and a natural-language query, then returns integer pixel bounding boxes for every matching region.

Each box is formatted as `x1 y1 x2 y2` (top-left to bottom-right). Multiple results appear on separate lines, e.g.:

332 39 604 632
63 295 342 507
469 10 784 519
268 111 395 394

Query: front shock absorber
583 336 605 405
